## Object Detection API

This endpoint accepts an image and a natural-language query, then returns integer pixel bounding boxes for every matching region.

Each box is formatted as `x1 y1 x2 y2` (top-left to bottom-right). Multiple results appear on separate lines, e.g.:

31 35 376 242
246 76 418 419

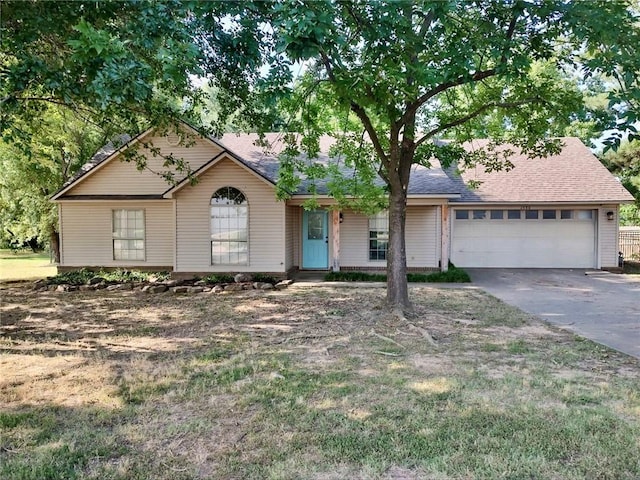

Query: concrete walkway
468 269 640 359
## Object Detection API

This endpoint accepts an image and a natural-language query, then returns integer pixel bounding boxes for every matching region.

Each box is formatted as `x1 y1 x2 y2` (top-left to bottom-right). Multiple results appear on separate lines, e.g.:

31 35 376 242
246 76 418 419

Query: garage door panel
451 213 596 268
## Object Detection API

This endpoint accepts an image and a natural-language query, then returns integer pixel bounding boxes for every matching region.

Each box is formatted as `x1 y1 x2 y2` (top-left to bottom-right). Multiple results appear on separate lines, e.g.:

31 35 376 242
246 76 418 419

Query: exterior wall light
606 211 614 221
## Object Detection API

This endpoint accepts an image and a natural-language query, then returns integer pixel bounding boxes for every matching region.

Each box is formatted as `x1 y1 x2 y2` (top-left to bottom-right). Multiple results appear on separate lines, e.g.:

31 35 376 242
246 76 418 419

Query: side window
112 209 145 260
211 187 248 265
368 211 389 261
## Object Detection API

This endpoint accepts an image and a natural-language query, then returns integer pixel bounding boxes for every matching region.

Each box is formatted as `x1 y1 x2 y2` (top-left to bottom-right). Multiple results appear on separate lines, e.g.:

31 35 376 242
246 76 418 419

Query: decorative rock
141 285 152 293
79 285 95 291
32 279 47 290
194 280 206 287
187 286 204 294
106 284 123 291
225 283 243 292
171 286 190 294
211 285 225 293
87 276 103 285
148 285 168 294
260 283 275 290
56 284 70 292
274 280 293 290
95 282 108 289
234 273 251 283
162 279 180 287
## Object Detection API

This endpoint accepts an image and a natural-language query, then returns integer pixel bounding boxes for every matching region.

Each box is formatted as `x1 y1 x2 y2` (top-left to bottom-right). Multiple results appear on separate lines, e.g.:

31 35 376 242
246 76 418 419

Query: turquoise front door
302 210 329 269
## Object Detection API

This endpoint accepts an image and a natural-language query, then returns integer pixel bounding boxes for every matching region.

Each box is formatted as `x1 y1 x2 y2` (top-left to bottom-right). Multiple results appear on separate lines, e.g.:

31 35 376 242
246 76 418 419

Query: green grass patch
0 249 56 281
324 266 471 283
0 407 130 480
507 339 532 354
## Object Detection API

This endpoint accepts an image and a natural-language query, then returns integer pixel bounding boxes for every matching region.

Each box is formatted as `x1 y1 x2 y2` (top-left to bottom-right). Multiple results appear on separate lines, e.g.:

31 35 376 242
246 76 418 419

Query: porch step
292 270 328 281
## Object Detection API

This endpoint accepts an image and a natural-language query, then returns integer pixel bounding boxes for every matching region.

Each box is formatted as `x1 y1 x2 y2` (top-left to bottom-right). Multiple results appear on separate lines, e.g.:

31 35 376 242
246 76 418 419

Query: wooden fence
620 230 640 261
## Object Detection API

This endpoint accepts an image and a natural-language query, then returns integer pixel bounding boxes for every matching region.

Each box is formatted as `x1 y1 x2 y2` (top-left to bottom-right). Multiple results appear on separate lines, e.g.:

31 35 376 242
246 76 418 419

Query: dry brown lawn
1 284 639 479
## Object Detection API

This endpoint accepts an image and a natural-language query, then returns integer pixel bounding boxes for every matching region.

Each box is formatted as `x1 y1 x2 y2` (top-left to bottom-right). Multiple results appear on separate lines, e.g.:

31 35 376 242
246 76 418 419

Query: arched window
210 187 248 264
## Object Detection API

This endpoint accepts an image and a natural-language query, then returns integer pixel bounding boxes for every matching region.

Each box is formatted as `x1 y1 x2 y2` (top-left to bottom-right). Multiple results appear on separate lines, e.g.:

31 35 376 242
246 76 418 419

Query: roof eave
50 128 154 201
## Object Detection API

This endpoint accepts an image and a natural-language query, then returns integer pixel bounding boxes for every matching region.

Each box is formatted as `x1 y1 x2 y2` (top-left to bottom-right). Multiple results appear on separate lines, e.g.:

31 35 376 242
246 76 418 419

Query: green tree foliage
260 0 640 308
1 1 272 138
1 1 200 139
601 141 640 225
599 0 640 149
0 106 106 260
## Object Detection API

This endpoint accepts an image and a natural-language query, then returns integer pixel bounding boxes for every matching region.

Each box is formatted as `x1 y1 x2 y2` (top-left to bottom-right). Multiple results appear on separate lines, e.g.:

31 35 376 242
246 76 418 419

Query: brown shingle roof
454 137 634 203
219 132 461 196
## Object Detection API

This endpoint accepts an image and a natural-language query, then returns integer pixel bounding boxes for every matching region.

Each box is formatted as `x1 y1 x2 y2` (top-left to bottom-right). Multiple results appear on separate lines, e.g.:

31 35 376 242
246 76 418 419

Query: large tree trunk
50 229 60 264
386 176 410 310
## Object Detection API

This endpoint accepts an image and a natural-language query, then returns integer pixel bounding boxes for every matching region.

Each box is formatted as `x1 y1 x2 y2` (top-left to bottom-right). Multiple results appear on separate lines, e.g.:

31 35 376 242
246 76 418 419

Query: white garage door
451 208 596 268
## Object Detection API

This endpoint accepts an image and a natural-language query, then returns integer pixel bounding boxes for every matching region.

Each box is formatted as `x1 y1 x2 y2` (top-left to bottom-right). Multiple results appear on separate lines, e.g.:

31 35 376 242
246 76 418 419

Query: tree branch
398 68 498 127
415 97 541 147
399 3 522 130
501 4 520 64
417 7 435 39
319 50 388 164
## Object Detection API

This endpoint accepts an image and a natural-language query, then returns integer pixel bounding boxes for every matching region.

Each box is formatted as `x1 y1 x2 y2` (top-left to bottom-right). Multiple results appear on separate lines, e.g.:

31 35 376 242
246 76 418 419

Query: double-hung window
112 209 145 260
211 187 248 265
369 211 389 261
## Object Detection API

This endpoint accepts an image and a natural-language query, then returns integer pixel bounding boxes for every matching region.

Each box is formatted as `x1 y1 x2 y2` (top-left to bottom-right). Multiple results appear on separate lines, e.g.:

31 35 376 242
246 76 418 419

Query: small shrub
47 268 95 285
203 273 235 284
324 271 387 282
252 273 277 284
324 266 471 283
101 269 169 283
47 268 170 285
422 266 471 283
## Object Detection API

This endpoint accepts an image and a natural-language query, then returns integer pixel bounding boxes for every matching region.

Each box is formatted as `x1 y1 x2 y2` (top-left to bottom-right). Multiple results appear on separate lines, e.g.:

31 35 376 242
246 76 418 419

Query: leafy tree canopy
253 0 640 308
1 0 273 140
601 140 640 225
0 105 106 256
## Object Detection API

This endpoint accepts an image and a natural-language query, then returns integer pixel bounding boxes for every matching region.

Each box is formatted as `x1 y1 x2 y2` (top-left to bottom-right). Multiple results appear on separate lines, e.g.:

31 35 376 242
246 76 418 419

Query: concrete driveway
468 269 640 359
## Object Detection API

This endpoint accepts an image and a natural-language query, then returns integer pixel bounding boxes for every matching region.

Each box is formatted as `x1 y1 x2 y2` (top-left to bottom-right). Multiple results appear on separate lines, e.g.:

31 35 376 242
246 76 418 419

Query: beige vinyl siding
285 205 299 270
175 157 285 273
339 207 439 268
59 201 174 267
598 206 618 268
67 135 223 196
406 206 439 268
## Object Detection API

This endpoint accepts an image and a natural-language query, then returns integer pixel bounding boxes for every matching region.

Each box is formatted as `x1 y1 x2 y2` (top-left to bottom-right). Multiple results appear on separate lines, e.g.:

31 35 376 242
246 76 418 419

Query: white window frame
112 209 145 261
210 186 249 265
368 211 389 261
